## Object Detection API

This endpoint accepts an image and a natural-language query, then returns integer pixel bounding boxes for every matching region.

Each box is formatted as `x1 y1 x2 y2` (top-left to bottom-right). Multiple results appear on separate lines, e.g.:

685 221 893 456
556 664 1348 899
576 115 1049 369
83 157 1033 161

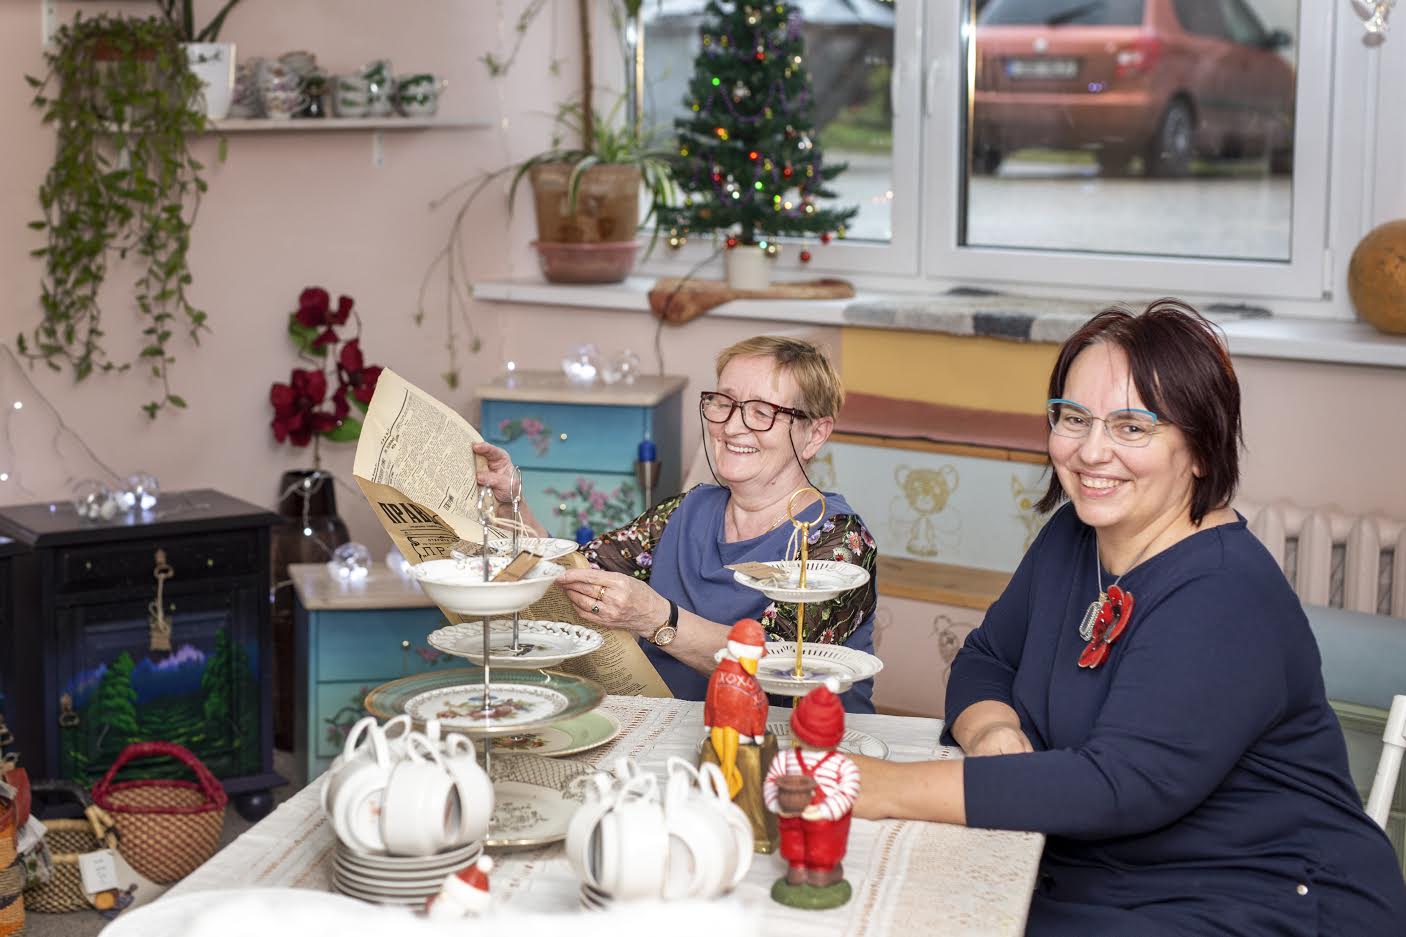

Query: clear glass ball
561 343 601 387
328 541 371 581
125 471 160 511
71 479 111 521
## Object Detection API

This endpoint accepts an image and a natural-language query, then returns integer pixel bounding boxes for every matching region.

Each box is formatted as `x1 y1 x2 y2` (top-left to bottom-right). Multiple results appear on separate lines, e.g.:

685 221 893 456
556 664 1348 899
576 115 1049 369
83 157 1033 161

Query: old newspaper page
353 369 670 698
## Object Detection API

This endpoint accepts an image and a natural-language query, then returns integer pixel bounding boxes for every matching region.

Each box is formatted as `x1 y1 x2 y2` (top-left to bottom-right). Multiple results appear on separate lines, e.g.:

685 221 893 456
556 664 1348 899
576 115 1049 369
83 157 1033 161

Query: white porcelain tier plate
767 721 890 758
427 619 604 669
487 753 592 848
404 683 570 732
490 708 622 757
731 560 871 603
486 536 581 561
411 556 564 616
729 642 885 696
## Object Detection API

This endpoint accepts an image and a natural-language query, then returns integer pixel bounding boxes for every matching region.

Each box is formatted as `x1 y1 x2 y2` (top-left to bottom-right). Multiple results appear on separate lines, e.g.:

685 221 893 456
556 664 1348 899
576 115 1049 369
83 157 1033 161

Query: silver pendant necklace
1079 537 1152 641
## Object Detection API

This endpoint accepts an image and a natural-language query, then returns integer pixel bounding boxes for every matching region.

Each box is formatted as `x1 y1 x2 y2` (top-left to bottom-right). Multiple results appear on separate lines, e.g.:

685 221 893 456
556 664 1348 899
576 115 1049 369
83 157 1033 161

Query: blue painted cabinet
291 562 451 784
475 371 687 540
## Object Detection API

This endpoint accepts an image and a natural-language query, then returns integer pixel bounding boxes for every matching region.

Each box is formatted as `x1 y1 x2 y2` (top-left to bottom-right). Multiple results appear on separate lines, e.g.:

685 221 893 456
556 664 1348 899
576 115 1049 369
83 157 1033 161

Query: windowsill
473 277 1406 370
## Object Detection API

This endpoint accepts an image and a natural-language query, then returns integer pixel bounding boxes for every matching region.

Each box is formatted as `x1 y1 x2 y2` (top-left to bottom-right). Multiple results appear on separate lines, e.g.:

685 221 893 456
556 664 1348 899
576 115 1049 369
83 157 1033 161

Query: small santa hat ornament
426 855 495 920
791 678 844 748
727 617 767 661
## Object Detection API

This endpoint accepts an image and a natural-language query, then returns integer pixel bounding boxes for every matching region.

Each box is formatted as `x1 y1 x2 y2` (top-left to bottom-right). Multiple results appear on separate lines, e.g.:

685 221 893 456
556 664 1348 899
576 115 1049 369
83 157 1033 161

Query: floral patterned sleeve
762 515 878 647
580 489 691 580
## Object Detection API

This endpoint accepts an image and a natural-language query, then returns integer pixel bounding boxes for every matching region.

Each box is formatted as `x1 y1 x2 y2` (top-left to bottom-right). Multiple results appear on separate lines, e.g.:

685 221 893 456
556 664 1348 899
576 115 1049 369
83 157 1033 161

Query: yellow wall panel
841 329 1059 414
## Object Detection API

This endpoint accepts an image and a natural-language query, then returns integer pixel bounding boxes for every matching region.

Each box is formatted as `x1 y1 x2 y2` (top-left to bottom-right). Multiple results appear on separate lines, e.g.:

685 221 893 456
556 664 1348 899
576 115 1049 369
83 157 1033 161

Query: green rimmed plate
362 667 604 737
489 707 622 757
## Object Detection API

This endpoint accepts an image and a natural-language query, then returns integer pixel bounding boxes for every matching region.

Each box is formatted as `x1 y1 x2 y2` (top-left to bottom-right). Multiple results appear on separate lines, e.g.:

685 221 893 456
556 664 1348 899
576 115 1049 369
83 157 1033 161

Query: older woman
472 336 879 711
852 301 1406 934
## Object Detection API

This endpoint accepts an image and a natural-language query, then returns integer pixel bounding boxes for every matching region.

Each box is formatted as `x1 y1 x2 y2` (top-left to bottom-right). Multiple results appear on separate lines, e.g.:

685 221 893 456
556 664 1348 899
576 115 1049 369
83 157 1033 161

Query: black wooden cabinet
0 489 284 820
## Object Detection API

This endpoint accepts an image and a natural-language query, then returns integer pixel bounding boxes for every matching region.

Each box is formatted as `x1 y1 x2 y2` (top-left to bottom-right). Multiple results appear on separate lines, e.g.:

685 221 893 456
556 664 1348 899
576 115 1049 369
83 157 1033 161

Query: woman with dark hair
472 336 879 711
852 300 1406 933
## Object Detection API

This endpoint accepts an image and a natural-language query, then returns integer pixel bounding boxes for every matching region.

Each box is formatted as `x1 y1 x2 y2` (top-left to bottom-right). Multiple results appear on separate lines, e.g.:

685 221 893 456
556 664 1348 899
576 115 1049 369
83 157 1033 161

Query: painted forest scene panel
61 627 259 783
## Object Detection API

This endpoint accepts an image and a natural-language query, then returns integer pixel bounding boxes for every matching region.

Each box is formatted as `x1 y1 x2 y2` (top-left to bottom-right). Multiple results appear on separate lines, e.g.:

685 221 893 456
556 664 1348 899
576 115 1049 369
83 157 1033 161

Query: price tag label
78 849 122 894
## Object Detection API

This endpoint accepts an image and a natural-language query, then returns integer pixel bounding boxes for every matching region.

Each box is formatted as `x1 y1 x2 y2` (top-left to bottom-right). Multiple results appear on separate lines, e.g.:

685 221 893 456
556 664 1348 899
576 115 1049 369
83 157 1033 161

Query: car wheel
1146 100 1194 177
1096 146 1136 177
972 144 1003 175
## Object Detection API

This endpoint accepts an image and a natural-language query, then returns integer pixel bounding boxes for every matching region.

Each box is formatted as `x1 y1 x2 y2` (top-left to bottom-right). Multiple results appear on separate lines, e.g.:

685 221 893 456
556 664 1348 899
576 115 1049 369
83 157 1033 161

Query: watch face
652 625 677 647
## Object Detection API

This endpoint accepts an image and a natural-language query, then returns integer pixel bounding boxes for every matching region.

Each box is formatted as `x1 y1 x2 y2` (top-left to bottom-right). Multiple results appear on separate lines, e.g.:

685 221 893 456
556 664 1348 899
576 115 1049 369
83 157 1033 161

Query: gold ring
596 584 607 601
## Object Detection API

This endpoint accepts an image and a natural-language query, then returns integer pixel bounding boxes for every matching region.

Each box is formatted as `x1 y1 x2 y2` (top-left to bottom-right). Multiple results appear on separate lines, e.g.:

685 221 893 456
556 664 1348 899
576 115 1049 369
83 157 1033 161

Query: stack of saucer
331 839 482 906
579 881 614 912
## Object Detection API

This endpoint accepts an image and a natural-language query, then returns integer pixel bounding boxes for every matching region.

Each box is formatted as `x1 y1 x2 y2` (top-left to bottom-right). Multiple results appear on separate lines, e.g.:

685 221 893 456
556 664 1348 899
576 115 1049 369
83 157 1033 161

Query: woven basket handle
93 741 229 809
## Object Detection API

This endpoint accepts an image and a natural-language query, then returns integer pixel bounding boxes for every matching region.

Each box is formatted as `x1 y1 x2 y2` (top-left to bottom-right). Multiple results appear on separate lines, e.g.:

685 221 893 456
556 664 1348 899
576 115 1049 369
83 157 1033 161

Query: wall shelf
207 117 492 133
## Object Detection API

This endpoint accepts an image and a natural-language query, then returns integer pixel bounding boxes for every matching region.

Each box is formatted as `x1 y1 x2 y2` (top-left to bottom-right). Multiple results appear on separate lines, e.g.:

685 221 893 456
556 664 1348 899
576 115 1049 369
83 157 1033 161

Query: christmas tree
659 1 857 259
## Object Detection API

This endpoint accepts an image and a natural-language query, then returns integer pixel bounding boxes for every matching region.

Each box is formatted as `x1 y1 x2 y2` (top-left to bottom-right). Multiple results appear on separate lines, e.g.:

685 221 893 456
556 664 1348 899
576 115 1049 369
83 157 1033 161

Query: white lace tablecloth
169 697 1043 936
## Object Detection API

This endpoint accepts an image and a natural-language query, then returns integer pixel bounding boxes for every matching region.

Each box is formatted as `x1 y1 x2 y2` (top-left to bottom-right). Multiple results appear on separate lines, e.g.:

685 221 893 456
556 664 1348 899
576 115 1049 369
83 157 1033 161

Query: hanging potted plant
23 13 211 419
157 0 244 119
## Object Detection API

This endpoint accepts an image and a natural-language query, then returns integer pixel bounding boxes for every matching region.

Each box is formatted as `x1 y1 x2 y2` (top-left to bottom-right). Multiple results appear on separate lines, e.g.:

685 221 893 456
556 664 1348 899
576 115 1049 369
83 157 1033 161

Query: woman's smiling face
707 355 813 492
1049 342 1200 543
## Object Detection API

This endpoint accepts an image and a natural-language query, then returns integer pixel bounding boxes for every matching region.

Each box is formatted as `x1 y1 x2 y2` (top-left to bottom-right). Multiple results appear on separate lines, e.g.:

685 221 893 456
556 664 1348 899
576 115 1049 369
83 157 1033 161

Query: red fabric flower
337 339 383 404
269 368 338 446
295 288 354 329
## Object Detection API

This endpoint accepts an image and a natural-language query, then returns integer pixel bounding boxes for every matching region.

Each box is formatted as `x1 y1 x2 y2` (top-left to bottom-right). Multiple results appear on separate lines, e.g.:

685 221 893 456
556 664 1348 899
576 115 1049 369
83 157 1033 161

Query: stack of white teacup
566 757 754 909
322 715 494 905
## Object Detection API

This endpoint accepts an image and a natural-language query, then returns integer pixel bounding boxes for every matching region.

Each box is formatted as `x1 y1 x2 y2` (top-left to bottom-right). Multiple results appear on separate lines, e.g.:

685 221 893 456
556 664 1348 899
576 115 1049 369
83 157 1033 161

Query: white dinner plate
427 619 604 669
731 560 871 603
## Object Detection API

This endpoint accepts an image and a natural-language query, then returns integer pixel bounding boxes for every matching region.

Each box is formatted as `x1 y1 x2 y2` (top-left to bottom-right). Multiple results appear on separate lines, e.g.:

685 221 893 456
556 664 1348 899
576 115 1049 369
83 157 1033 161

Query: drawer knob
401 640 411 650
206 558 215 568
559 432 568 442
84 560 92 571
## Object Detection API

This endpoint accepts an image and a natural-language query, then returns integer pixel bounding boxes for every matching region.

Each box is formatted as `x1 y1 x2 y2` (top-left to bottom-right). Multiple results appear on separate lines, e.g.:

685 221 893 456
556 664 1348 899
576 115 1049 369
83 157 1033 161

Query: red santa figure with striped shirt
764 678 860 900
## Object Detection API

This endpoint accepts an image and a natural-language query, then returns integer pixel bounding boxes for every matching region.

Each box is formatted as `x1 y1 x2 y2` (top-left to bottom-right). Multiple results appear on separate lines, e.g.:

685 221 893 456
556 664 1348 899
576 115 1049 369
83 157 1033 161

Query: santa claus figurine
425 855 494 920
763 678 859 908
702 618 779 853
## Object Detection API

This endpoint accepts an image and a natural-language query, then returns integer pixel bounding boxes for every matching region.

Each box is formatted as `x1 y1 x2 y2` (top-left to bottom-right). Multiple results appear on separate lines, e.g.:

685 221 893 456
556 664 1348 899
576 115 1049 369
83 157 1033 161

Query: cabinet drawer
314 608 453 682
55 530 260 595
480 400 646 473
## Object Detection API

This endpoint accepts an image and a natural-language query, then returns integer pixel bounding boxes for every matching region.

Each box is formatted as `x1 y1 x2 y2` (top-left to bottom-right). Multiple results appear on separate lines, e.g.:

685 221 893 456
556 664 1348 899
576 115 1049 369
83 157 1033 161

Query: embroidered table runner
168 697 1042 936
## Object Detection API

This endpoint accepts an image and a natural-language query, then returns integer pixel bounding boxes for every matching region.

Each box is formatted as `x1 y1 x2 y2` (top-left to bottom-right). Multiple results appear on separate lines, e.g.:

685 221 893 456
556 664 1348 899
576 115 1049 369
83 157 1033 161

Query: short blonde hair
715 336 844 420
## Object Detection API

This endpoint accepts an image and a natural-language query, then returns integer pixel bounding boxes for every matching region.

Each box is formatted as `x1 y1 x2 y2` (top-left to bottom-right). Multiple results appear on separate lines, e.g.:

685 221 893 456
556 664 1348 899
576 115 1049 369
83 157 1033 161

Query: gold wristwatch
650 599 679 646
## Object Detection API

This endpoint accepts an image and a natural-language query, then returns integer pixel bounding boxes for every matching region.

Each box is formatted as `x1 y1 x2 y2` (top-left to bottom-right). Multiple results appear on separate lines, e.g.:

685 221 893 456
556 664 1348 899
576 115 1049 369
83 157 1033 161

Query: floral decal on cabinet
546 477 638 535
497 416 552 456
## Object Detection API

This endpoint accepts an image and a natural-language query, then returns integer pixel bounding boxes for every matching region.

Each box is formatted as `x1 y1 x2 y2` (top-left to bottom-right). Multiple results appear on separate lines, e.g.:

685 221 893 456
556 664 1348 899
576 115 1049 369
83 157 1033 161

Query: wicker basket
21 782 117 915
91 742 227 884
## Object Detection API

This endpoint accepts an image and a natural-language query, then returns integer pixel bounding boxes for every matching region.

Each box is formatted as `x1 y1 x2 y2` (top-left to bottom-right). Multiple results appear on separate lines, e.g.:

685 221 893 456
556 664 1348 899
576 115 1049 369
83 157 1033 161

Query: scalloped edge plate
717 642 883 696
486 536 581 561
731 560 871 603
489 707 621 757
767 721 889 758
363 668 604 737
426 619 604 669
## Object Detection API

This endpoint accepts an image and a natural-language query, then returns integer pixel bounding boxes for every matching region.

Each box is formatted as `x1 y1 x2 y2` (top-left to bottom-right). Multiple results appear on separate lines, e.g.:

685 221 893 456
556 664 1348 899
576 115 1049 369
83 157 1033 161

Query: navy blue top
946 504 1406 936
641 485 877 713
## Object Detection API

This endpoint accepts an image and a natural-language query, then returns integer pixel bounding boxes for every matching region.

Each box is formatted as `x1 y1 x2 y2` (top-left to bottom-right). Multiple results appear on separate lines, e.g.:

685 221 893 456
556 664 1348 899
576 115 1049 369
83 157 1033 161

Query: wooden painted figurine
701 618 779 852
763 678 859 909
426 855 494 920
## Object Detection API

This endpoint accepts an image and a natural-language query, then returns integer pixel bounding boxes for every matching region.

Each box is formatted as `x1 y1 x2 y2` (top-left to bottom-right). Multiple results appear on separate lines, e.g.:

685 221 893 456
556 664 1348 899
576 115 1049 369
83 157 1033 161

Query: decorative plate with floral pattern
362 668 604 736
486 753 593 848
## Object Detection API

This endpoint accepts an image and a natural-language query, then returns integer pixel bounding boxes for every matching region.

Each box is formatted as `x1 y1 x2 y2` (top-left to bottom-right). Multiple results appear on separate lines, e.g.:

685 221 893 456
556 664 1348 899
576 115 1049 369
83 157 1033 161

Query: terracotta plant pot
529 162 641 243
531 240 640 284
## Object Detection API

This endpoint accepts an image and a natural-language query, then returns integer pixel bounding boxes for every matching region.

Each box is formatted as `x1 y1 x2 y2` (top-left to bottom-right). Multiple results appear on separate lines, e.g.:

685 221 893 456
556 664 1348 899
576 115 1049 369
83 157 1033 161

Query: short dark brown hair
1035 299 1242 524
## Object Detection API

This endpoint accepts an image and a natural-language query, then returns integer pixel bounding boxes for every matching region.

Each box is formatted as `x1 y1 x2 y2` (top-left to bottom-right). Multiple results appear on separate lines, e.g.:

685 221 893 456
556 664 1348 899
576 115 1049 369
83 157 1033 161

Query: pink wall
2 2 1402 562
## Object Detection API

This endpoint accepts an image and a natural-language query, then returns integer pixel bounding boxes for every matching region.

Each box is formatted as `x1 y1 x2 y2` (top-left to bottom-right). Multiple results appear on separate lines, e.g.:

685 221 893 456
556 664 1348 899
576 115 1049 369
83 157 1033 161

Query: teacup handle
443 732 476 760
609 757 645 783
341 716 378 761
611 771 658 809
665 756 699 804
402 731 445 767
695 762 731 804
381 714 412 748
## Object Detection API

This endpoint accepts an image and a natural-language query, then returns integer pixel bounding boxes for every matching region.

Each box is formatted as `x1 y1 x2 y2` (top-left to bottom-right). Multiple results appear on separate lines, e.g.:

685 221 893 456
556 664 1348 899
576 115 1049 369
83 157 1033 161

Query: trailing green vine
24 13 212 419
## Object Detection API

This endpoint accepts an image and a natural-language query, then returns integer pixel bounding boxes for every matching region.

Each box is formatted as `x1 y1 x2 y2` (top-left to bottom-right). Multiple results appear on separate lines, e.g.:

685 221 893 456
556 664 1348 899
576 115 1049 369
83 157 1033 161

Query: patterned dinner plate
766 722 889 758
427 619 604 669
486 753 593 849
490 708 622 757
731 560 871 603
362 668 604 737
485 536 581 561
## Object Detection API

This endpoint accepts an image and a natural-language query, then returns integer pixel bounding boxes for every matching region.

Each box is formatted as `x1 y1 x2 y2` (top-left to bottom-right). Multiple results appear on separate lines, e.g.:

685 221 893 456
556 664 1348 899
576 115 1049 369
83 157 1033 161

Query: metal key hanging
785 488 827 680
148 549 175 652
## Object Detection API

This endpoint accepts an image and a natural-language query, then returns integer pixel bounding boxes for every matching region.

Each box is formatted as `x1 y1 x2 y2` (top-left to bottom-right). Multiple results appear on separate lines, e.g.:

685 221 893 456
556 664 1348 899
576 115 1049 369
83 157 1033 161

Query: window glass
964 0 1299 262
642 0 897 242
980 0 1145 26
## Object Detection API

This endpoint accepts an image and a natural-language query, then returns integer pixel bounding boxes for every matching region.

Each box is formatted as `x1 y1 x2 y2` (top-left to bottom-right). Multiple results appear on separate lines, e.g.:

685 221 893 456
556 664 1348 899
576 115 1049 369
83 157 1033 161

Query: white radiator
1239 501 1406 619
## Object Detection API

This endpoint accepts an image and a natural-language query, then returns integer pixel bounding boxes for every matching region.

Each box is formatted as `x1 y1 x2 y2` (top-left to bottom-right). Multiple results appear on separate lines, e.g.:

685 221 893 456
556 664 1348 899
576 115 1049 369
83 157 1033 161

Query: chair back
1366 694 1406 829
